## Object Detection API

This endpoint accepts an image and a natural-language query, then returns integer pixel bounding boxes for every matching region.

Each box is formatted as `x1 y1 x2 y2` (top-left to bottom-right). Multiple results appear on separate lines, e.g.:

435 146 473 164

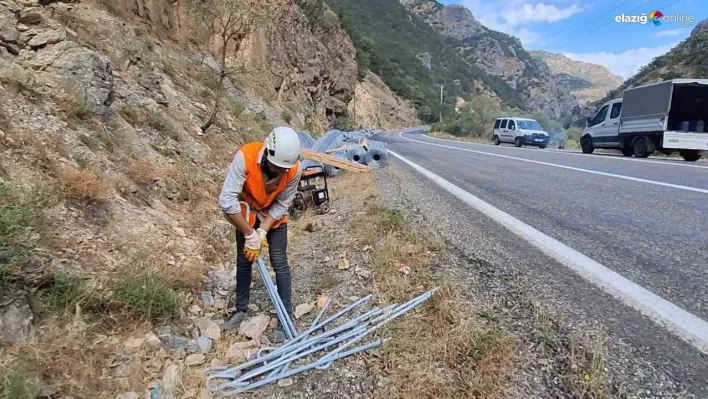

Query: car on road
492 117 550 148
581 79 708 161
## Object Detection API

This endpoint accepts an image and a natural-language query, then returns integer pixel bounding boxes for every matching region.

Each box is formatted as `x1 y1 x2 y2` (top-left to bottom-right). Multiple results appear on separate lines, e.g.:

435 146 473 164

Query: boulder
18 8 43 25
44 46 115 117
0 9 19 45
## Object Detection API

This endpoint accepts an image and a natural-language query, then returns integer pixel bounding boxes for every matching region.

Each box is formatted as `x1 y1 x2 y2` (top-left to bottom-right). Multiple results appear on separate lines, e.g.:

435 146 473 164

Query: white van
492 117 550 148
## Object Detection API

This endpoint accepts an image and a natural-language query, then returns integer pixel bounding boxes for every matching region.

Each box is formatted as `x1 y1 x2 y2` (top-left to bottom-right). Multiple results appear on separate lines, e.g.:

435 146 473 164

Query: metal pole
439 83 444 123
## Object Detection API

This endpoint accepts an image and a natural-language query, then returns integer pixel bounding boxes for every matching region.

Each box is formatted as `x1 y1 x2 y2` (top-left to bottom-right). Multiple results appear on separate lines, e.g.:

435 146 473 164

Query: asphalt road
376 127 708 395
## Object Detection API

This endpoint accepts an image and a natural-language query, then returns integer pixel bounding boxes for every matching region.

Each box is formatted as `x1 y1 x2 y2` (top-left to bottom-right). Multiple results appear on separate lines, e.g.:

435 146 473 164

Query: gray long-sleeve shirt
218 147 302 221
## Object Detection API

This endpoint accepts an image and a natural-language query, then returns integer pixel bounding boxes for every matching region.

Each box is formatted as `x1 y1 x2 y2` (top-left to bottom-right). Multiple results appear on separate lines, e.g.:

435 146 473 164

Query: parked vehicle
581 79 708 161
492 117 550 148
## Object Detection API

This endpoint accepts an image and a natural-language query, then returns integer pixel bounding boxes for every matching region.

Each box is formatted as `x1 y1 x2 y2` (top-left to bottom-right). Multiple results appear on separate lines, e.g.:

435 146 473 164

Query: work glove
256 228 268 248
243 230 262 262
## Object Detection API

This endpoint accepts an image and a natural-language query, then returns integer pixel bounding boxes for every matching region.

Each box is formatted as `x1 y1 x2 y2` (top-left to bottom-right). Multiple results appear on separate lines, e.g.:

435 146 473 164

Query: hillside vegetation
596 20 708 107
325 0 521 123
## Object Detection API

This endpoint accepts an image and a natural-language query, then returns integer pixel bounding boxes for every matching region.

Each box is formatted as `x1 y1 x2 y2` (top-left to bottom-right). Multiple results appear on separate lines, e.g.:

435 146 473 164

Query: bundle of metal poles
205 290 435 395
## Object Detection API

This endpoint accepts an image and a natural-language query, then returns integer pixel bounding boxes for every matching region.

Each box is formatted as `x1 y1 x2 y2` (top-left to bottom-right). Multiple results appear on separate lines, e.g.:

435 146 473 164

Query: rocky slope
531 50 624 105
0 0 413 396
596 19 708 106
402 0 579 118
348 72 418 130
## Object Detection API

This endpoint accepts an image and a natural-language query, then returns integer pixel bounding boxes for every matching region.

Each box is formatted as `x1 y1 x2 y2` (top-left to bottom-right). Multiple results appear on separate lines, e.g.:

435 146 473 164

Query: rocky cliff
348 72 418 130
401 0 579 118
531 50 623 106
596 19 708 107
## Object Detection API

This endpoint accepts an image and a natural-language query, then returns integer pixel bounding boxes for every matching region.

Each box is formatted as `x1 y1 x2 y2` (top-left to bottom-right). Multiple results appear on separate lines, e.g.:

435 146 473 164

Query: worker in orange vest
218 127 302 341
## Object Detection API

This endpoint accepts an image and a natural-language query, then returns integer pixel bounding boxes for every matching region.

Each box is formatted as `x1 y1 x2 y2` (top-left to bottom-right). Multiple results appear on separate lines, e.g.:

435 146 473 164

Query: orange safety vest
237 142 300 228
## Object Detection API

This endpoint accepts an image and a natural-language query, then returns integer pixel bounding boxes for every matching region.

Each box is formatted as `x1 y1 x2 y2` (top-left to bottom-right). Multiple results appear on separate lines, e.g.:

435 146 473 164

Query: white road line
388 149 708 356
401 132 708 194
422 133 708 170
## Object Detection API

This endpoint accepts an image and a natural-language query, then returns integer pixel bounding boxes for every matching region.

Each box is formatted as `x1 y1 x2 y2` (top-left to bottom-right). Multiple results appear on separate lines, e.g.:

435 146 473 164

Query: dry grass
374 285 515 398
328 172 516 398
57 90 95 128
124 157 161 184
561 331 608 397
58 167 110 202
428 131 493 144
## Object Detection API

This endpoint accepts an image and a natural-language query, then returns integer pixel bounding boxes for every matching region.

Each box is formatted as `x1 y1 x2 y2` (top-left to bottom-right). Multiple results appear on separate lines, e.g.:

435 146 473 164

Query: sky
439 0 707 78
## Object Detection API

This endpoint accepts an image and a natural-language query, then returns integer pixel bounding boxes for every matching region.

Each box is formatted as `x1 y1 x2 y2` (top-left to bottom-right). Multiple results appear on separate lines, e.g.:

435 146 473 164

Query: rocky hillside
531 50 624 105
401 0 579 118
596 19 708 106
0 0 415 395
349 72 419 130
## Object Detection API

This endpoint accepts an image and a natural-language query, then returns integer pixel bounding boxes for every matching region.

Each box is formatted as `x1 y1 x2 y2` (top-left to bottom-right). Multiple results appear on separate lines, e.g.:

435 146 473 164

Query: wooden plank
300 148 372 173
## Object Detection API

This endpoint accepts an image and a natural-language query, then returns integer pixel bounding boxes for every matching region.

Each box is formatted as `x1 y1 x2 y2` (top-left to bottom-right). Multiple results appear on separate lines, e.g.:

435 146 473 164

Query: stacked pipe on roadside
297 128 390 176
205 288 436 394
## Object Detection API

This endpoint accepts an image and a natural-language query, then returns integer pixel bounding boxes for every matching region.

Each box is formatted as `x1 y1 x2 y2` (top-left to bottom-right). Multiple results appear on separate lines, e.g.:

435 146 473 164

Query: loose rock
189 304 202 315
162 362 182 394
316 296 330 309
28 29 66 48
248 303 259 312
18 8 43 25
277 378 294 387
239 315 270 340
161 335 191 349
225 345 258 362
196 318 221 341
0 300 33 343
201 292 215 307
228 339 259 350
124 337 145 349
196 336 213 353
185 353 206 366
338 251 350 270
116 392 139 399
144 332 163 349
294 303 315 319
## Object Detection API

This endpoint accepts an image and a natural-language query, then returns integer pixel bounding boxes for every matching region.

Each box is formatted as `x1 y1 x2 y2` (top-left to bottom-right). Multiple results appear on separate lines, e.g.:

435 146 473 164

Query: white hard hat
265 127 300 169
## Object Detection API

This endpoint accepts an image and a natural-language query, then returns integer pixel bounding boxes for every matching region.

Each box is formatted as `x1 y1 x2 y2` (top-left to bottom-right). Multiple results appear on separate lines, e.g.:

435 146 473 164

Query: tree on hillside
188 0 264 133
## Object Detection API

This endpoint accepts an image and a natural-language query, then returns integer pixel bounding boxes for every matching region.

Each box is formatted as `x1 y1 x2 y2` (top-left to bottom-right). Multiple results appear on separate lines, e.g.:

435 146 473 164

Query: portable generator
290 165 330 220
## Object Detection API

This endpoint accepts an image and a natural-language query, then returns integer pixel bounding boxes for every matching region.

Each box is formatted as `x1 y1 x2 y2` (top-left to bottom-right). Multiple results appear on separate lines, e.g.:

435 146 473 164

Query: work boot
270 327 287 344
221 311 246 331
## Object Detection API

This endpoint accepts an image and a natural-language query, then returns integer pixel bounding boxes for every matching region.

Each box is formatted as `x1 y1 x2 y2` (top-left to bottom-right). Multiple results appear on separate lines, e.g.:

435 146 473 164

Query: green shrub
368 204 405 233
49 272 88 309
113 257 180 320
0 184 53 284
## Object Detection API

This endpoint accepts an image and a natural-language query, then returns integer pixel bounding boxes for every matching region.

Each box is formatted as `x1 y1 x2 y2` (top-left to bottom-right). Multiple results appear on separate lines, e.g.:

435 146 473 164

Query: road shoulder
376 161 708 398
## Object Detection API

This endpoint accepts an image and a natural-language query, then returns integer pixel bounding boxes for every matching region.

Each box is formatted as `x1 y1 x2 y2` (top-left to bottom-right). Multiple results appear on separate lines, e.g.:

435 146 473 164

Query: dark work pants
235 222 292 317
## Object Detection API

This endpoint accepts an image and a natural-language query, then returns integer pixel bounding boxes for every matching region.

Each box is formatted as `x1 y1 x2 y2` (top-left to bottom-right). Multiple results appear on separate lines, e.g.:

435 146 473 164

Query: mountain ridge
530 50 624 106
400 0 579 118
